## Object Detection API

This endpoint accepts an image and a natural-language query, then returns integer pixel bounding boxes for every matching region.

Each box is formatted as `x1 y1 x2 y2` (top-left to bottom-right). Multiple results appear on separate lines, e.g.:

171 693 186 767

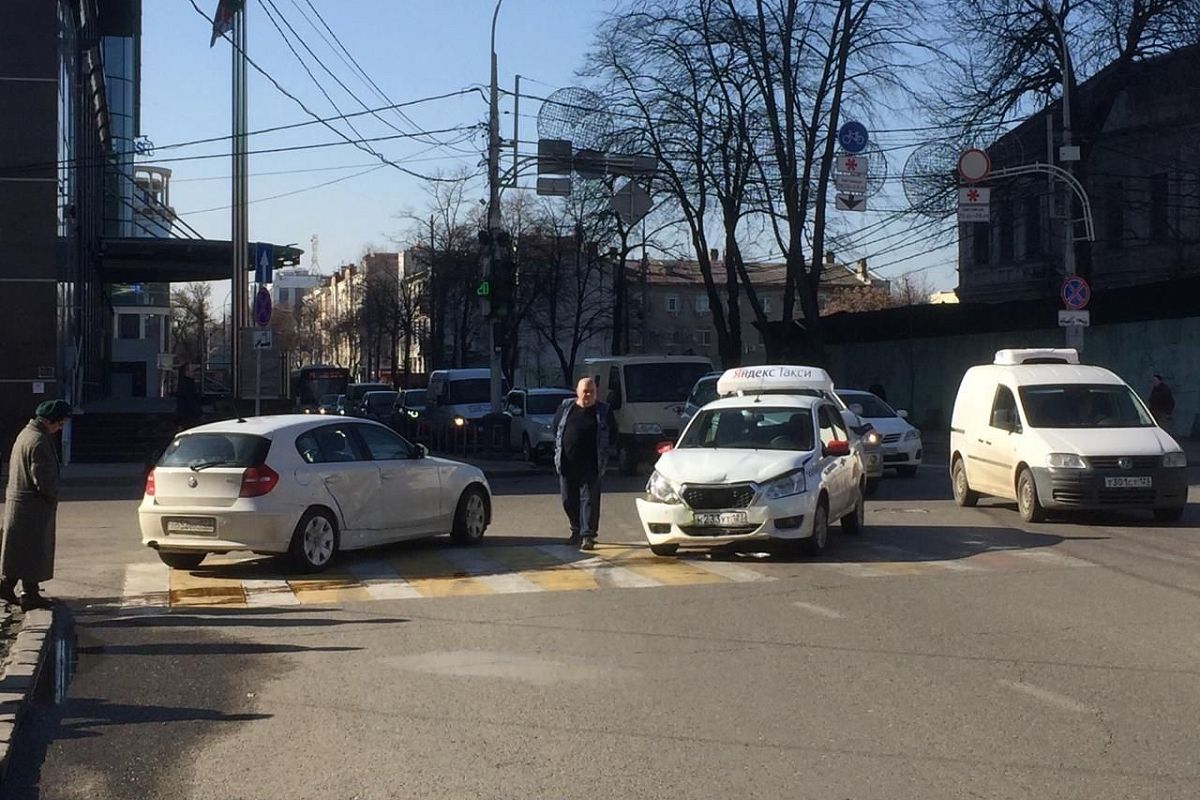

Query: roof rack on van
993 348 1079 366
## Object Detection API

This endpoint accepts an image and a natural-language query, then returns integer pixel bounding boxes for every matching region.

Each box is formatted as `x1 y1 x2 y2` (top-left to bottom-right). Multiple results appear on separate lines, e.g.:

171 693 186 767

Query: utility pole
230 4 249 403
1053 10 1077 278
485 0 505 412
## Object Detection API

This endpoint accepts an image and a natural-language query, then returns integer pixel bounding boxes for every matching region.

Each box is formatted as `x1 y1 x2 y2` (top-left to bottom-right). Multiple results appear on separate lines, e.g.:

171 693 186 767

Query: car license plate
693 511 748 526
883 446 898 455
1104 477 1152 488
165 517 217 536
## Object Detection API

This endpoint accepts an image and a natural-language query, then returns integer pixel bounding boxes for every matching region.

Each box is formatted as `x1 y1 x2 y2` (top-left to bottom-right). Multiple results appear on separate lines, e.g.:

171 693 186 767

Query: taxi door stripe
242 578 302 607
346 559 423 600
120 562 170 610
440 549 544 594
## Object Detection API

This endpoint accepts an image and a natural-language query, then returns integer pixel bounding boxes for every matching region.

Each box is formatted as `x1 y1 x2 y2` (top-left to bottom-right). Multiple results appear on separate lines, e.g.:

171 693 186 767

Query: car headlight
1047 453 1088 469
645 470 681 504
903 429 920 441
634 422 663 435
1163 451 1187 468
453 416 466 427
864 430 881 446
762 469 806 500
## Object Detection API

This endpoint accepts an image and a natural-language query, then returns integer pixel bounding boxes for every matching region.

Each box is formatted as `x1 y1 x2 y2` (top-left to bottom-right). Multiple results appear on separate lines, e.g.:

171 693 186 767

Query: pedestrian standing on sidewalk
1 399 71 611
1149 373 1176 431
552 377 616 551
175 364 203 432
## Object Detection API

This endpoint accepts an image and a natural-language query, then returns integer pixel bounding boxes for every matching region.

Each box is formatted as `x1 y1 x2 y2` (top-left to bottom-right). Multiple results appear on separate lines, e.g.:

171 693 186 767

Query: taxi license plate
693 511 748 526
1104 477 1152 489
165 517 217 536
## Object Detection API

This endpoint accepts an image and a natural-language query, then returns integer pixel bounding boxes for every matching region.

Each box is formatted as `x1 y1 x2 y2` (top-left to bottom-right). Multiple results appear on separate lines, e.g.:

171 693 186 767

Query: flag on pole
209 0 244 47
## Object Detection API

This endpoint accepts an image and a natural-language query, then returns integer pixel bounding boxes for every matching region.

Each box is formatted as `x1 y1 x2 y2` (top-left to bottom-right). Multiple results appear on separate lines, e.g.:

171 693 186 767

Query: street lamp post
485 0 505 413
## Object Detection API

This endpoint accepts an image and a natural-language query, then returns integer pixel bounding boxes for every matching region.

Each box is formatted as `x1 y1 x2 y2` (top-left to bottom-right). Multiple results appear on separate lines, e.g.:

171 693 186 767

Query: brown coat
2 420 60 582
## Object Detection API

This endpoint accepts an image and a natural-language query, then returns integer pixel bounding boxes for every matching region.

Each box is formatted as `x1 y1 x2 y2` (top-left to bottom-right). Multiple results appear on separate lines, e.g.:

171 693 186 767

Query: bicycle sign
1061 276 1091 310
837 121 868 154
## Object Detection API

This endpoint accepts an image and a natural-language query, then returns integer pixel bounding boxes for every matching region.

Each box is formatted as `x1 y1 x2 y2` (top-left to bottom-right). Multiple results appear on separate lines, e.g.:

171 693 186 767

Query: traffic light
479 229 514 319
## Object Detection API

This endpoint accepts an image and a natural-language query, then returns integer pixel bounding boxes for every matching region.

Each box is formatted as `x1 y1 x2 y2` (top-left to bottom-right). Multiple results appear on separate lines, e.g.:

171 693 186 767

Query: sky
139 0 959 294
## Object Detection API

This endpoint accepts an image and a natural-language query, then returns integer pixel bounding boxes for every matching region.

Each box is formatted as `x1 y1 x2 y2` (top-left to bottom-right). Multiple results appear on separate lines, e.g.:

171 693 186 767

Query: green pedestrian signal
476 280 491 297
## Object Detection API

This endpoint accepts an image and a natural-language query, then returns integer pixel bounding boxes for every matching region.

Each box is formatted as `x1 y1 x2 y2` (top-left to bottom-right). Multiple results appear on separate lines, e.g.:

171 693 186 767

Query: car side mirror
824 439 851 458
896 409 908 419
414 443 428 459
510 406 524 417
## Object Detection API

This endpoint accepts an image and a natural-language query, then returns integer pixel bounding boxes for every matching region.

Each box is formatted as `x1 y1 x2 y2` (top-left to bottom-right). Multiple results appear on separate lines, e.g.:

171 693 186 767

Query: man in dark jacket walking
552 377 616 551
1 399 71 610
1149 374 1176 430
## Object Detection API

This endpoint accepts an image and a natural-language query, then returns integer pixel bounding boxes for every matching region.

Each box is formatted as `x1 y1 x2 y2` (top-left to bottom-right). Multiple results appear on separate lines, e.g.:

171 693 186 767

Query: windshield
838 392 895 418
158 433 270 469
528 393 572 415
625 363 712 403
679 407 815 452
688 377 719 408
366 392 398 410
318 394 337 405
446 379 492 405
403 389 427 407
1018 383 1156 428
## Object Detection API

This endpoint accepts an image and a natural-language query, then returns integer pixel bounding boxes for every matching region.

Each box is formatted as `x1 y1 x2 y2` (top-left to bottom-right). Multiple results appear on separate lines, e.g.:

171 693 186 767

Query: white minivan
949 348 1188 523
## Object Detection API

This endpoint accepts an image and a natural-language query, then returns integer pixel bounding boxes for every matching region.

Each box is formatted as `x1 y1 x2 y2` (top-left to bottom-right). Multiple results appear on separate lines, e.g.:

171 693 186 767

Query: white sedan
635 394 865 557
836 390 922 477
139 415 491 572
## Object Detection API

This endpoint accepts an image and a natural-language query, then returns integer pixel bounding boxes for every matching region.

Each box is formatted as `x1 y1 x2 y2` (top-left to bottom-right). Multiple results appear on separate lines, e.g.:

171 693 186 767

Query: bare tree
169 282 212 366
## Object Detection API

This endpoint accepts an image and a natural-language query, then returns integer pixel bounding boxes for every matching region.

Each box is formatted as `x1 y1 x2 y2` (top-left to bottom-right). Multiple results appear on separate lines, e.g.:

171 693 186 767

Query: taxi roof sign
993 348 1080 366
716 365 835 397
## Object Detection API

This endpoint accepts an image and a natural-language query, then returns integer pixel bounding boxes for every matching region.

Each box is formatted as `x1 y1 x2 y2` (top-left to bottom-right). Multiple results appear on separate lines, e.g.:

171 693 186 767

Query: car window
608 366 622 406
295 431 322 464
818 406 846 447
404 389 427 407
504 390 524 414
311 424 367 463
355 424 413 460
990 385 1021 431
1018 383 1154 428
688 377 719 408
527 393 573 415
679 407 815 452
159 433 269 468
838 392 895 418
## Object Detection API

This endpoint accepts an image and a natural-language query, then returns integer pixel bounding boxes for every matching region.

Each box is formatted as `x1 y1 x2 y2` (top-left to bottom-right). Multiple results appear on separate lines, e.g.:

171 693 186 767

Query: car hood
862 416 914 436
655 448 812 485
1034 426 1180 456
528 414 556 425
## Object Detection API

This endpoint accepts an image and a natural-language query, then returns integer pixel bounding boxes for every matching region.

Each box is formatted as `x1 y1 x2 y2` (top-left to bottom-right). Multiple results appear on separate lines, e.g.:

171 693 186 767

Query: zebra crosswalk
115 541 1097 611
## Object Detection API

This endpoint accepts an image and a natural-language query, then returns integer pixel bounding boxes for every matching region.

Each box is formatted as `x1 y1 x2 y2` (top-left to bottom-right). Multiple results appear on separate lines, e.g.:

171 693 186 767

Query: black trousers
0 577 40 595
559 468 602 538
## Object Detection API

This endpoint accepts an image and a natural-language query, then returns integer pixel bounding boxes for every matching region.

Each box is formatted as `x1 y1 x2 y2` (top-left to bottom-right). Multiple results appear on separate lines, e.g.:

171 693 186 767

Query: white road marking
345 559 423 600
1008 549 1096 568
998 680 1095 714
536 545 663 588
241 578 302 607
691 559 775 583
792 601 844 619
441 549 543 594
119 562 169 610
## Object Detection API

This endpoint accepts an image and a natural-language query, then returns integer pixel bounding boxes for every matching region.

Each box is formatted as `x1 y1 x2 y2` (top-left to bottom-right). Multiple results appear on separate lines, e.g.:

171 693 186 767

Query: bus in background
291 365 350 413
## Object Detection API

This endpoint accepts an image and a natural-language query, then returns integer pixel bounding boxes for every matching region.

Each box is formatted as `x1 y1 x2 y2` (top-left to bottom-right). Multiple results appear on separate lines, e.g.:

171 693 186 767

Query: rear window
158 433 270 469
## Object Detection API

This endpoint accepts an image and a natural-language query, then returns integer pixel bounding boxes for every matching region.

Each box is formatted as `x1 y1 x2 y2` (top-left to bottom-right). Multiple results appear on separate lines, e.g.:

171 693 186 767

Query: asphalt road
6 463 1200 799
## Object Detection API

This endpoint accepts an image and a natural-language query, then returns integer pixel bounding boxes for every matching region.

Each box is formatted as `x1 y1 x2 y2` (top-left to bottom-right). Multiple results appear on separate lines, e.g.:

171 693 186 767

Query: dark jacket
1149 382 1175 416
2 420 60 582
552 399 614 476
176 374 203 424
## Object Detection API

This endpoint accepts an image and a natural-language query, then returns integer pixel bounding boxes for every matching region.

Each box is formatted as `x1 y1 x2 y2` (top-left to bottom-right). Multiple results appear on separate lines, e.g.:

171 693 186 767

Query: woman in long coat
1 399 71 610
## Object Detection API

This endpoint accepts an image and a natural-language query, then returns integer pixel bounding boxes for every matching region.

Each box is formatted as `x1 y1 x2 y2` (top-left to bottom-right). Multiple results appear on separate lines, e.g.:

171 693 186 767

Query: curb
0 607 54 784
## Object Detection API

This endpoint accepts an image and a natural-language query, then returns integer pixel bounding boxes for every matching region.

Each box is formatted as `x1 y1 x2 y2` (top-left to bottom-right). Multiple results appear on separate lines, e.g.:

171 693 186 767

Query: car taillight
239 464 279 498
144 468 156 496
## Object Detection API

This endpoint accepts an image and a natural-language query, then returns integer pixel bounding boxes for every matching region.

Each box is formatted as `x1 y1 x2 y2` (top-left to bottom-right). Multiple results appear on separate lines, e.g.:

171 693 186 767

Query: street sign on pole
1058 310 1090 327
611 180 652 226
836 194 866 212
252 329 274 348
254 242 273 284
253 285 273 328
536 177 572 197
957 186 991 222
958 148 991 182
834 154 868 194
1060 275 1091 310
837 121 869 154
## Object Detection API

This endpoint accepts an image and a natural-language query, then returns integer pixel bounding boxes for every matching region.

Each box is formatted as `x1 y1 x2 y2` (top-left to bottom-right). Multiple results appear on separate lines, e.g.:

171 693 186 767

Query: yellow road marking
169 568 247 607
385 550 494 598
287 573 374 604
486 547 600 592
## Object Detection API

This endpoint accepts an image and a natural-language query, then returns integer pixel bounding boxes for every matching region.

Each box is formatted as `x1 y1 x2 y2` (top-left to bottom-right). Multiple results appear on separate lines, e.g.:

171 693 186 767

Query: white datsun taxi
635 367 867 557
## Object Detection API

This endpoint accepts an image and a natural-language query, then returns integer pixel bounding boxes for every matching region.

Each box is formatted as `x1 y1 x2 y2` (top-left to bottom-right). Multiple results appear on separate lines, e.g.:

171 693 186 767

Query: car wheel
800 499 829 556
952 458 979 507
864 477 880 497
1017 468 1045 523
618 442 638 475
289 508 339 573
1153 506 1185 523
451 485 489 544
649 543 678 557
841 486 865 535
157 551 206 570
896 465 919 478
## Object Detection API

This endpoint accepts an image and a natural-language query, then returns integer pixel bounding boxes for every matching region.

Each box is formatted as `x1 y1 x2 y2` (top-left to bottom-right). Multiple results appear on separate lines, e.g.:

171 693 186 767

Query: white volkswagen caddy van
949 348 1187 523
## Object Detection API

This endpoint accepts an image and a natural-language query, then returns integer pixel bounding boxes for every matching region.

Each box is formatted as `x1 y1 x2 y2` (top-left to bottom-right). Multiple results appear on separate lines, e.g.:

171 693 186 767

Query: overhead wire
178 164 388 214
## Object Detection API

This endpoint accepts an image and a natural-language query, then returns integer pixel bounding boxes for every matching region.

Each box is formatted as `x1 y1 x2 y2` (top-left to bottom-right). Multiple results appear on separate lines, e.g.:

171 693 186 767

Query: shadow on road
77 642 361 656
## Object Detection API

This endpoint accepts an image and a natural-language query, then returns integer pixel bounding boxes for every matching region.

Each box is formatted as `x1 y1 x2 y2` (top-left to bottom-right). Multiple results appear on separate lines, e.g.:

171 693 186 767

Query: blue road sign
254 242 274 284
253 285 273 328
837 121 868 154
1061 276 1091 310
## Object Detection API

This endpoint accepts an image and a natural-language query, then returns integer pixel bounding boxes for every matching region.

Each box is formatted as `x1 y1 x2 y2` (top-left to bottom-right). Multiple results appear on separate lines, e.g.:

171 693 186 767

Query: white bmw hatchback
139 415 491 572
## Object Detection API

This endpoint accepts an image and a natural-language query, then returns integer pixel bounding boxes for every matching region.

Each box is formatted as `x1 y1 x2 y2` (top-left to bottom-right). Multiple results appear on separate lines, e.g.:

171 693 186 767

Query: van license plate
1104 477 1152 488
166 517 217 536
694 511 748 526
